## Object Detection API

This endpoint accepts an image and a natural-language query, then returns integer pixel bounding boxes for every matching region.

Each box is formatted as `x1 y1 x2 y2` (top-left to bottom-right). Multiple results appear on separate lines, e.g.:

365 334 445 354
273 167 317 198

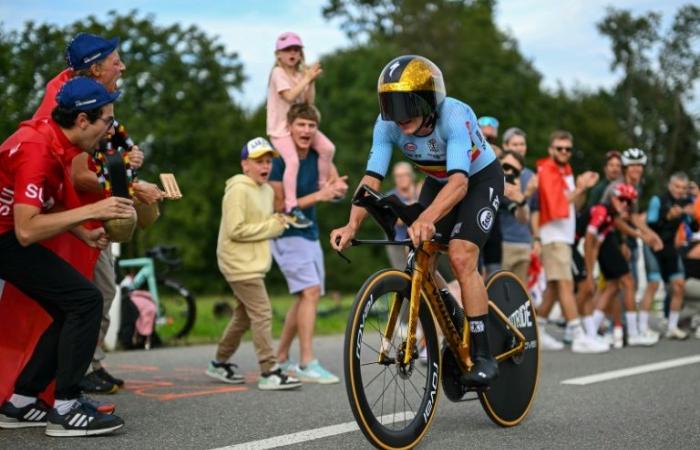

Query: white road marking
211 411 415 450
561 354 700 386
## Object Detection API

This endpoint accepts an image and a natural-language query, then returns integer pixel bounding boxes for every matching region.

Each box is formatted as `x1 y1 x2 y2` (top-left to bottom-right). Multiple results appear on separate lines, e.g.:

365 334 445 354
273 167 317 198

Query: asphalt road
2 329 700 449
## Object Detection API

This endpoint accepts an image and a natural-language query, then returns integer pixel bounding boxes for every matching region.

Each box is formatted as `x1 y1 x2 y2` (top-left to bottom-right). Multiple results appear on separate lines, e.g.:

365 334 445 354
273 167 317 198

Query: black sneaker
206 361 245 384
258 367 302 391
286 207 313 229
0 400 50 429
460 356 499 390
45 401 124 437
78 371 118 394
94 367 124 388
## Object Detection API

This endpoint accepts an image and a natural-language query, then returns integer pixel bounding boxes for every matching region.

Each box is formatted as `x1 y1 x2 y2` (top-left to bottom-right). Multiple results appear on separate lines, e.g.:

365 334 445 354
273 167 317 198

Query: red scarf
537 157 573 226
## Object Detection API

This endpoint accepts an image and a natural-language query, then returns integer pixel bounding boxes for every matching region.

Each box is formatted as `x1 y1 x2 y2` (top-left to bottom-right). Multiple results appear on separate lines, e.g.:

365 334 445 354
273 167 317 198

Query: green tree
0 11 252 293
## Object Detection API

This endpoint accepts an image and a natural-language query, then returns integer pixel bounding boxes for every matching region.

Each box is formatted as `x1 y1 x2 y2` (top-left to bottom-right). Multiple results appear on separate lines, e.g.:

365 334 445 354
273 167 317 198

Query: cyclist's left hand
129 145 144 169
408 217 436 247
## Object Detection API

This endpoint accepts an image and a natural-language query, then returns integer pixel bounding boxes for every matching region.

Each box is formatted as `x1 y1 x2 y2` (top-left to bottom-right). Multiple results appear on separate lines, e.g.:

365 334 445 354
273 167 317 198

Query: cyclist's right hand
330 224 356 251
92 197 135 221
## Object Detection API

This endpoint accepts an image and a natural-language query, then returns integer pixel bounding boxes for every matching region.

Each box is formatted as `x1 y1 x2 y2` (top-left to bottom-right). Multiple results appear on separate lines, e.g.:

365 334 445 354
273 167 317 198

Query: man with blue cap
33 32 160 394
0 77 132 436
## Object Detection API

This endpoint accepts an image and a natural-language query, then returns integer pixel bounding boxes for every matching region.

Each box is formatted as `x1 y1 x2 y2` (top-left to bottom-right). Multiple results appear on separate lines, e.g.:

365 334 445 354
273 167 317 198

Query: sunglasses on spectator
553 146 573 153
477 116 499 129
501 162 521 177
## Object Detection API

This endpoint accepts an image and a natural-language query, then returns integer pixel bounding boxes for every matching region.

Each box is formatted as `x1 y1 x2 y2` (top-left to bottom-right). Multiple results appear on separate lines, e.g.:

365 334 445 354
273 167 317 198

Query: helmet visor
379 92 433 122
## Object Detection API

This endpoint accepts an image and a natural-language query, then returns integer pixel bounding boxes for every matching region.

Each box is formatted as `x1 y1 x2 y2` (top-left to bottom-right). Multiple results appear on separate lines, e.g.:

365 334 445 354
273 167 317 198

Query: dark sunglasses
553 146 573 153
502 162 522 177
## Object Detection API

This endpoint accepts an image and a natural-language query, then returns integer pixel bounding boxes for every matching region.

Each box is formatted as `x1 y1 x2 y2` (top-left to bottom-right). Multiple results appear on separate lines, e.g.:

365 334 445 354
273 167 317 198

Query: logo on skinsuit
477 207 493 232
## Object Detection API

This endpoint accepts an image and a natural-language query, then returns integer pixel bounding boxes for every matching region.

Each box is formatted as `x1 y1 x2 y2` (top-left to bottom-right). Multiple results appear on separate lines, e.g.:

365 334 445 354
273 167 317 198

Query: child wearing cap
266 32 335 229
206 137 301 391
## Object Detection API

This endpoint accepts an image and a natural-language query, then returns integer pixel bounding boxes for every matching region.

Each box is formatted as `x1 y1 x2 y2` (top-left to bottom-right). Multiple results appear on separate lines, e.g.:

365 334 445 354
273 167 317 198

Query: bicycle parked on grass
117 245 196 345
338 185 539 449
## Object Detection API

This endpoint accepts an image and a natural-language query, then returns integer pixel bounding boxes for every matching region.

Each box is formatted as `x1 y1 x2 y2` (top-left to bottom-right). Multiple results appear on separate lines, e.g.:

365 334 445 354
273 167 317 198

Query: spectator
33 32 161 394
267 32 335 229
477 116 502 157
500 128 537 283
206 137 302 391
586 151 622 209
531 130 608 353
269 103 348 384
386 162 418 269
643 172 693 339
479 116 502 275
0 77 130 436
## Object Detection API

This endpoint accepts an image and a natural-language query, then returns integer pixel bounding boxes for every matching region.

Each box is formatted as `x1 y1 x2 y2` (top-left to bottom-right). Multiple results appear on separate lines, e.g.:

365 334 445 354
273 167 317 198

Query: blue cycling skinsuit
366 97 504 247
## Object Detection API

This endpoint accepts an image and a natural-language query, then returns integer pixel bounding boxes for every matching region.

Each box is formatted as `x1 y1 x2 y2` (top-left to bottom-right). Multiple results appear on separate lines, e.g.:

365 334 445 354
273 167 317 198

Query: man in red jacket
34 32 160 392
0 77 133 436
531 130 608 353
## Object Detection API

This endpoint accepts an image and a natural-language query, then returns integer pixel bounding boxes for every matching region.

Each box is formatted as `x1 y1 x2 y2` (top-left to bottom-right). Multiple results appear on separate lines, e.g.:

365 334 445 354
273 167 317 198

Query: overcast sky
1 0 697 112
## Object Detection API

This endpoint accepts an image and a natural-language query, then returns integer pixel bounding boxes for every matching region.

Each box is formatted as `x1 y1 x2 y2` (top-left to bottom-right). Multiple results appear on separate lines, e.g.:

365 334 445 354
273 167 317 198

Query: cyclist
331 55 503 388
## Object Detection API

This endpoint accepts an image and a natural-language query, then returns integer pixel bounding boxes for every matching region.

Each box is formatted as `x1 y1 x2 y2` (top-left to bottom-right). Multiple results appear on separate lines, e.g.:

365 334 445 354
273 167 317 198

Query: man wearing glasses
531 130 609 353
0 77 132 435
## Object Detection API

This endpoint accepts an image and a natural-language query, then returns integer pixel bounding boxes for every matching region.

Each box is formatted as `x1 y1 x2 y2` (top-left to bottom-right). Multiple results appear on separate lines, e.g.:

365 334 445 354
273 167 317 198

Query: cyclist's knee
448 241 479 276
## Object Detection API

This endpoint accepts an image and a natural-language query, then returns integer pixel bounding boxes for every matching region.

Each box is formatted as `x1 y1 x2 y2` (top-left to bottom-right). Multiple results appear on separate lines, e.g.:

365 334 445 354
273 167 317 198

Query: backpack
117 287 161 350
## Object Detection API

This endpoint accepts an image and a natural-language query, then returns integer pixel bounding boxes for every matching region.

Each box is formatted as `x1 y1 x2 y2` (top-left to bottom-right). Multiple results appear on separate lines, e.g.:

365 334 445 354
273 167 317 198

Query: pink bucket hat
275 32 303 51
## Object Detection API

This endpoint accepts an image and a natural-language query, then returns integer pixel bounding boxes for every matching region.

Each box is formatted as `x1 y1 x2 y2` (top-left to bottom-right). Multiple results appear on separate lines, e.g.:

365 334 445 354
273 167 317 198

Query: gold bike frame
380 241 527 374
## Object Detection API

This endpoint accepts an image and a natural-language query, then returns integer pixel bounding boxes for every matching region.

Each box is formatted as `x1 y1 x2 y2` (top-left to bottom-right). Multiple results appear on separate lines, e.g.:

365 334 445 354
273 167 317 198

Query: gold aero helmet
377 55 446 122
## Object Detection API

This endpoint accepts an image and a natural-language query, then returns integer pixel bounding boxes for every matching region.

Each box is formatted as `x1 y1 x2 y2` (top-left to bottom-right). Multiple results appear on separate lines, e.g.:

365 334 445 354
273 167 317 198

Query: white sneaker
628 332 658 347
539 329 564 351
665 327 689 340
571 333 610 353
258 365 302 391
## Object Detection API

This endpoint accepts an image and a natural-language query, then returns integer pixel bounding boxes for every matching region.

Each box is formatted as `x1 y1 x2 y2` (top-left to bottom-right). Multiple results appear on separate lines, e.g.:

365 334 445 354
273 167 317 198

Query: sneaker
206 361 245 384
94 368 124 388
278 359 299 374
78 371 118 394
45 401 124 437
0 399 50 429
258 366 302 391
665 327 689 340
628 332 658 347
296 360 340 384
78 394 116 414
613 326 624 349
285 207 312 229
539 329 565 351
460 356 499 390
571 333 610 353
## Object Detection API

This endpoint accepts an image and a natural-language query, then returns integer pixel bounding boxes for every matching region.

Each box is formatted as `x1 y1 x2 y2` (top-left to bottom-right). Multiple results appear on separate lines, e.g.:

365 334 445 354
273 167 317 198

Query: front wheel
478 271 539 426
345 269 441 449
156 278 196 340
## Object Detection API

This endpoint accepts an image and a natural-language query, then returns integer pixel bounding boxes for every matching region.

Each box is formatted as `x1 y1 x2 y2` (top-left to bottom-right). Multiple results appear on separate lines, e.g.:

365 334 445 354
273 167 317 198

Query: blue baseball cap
66 32 120 70
56 77 121 111
241 137 279 160
477 116 499 129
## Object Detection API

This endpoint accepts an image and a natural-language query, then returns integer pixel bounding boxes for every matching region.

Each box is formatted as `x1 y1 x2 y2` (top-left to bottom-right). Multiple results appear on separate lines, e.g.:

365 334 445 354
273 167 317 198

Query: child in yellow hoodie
206 137 301 391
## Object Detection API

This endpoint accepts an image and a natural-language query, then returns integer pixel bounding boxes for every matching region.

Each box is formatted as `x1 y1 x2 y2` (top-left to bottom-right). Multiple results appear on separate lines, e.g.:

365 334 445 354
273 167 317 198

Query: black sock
468 314 492 359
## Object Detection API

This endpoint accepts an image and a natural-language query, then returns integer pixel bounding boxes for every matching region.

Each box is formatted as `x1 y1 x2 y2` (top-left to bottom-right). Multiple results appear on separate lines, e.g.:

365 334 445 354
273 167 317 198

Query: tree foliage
1 3 698 295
